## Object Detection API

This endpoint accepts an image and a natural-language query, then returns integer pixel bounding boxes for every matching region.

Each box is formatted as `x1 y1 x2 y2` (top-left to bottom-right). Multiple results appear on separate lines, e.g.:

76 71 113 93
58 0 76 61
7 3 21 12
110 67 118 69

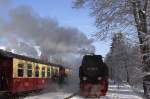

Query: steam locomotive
0 49 71 97
79 54 109 97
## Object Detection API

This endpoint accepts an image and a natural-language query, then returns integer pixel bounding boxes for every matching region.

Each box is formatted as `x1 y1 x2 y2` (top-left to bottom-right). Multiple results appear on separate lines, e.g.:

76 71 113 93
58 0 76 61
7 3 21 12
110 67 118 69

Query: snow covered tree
105 33 143 86
105 33 129 82
74 0 150 70
126 45 143 86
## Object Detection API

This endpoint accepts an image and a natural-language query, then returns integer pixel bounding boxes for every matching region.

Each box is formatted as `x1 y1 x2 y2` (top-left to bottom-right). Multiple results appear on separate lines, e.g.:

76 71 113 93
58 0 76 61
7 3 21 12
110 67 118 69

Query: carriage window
55 68 59 76
53 68 58 77
18 63 24 77
27 64 32 77
35 65 39 77
42 67 45 77
47 67 51 78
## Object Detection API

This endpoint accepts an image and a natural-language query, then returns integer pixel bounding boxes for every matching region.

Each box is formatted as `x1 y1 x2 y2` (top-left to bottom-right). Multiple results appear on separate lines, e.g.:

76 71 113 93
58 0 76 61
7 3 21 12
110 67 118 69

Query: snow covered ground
24 82 145 99
105 83 144 99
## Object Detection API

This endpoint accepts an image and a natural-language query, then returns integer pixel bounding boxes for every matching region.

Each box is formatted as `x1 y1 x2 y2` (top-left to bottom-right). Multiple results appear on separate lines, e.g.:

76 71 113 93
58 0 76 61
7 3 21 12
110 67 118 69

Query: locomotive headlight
97 77 102 80
83 77 87 80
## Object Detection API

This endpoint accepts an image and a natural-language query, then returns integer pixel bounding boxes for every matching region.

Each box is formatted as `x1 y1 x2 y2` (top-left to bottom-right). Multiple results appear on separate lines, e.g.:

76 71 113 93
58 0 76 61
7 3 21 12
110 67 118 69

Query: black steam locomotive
79 54 109 97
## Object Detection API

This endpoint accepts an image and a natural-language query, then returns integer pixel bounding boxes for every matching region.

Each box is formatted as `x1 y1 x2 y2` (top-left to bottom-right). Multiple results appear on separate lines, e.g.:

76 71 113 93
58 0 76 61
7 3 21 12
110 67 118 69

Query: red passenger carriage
0 49 70 96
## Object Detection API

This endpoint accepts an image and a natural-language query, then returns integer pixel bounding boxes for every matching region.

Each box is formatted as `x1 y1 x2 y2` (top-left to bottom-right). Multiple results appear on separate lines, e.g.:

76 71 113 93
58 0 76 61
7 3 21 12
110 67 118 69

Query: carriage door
0 72 8 91
0 59 9 91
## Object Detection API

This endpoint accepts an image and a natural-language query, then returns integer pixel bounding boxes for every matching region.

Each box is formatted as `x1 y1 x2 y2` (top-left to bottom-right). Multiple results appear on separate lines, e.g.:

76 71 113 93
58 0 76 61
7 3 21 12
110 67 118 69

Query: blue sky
2 0 110 57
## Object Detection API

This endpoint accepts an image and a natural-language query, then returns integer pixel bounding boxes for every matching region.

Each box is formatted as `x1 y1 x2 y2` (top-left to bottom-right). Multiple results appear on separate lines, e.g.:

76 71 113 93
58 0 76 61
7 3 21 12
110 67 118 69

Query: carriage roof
0 49 66 68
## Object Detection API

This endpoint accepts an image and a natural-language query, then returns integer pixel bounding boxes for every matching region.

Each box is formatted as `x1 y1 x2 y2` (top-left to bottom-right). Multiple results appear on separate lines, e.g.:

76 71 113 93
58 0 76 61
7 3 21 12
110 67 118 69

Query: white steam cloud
0 0 11 6
0 5 95 63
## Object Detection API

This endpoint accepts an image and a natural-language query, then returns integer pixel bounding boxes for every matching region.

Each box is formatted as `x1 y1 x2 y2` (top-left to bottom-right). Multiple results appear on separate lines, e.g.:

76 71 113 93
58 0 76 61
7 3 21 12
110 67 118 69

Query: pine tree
106 33 143 85
105 33 129 82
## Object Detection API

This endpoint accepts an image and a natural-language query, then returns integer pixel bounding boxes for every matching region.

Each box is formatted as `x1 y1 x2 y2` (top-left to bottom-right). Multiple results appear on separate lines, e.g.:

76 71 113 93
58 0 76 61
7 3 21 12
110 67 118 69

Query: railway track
64 91 80 99
64 91 101 99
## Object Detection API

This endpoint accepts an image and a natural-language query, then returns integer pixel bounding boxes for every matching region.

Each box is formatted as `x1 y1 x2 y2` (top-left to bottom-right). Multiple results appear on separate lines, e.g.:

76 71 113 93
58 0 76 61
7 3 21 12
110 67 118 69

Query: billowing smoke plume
0 5 95 63
0 0 11 6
